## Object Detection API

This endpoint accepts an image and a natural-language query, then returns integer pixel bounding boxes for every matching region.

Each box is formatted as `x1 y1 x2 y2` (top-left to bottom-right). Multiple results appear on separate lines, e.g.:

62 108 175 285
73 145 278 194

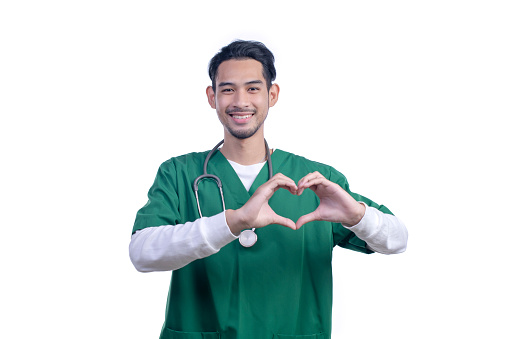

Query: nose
232 89 250 108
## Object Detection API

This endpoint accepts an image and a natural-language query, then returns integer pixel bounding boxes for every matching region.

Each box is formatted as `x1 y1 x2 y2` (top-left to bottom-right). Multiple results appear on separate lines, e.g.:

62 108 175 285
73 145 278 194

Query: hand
226 173 298 234
295 172 365 229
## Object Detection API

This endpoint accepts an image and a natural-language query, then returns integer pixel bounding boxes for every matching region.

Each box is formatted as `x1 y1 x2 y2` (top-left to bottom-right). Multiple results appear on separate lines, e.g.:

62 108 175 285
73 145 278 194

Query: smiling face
206 59 279 140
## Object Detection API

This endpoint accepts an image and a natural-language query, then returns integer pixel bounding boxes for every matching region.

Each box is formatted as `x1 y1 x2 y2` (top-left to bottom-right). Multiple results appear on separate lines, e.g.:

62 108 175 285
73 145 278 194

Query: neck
220 130 267 165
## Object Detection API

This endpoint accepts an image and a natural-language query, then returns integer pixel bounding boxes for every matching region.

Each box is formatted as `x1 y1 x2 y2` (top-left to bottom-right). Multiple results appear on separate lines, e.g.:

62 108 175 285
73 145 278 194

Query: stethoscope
193 139 273 247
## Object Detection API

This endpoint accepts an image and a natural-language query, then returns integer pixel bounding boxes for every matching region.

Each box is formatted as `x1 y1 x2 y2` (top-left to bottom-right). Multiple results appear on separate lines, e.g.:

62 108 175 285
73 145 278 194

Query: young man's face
206 59 279 140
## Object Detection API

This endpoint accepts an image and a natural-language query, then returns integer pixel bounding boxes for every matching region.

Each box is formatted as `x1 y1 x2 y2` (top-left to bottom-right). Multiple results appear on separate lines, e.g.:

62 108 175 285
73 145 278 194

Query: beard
225 124 262 139
223 108 267 139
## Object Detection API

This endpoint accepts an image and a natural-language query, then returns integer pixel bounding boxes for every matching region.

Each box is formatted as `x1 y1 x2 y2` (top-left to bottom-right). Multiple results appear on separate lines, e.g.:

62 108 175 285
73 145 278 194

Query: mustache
226 108 256 114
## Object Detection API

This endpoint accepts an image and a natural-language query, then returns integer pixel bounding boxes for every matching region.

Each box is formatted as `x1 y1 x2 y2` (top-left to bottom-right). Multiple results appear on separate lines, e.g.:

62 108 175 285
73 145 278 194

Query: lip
228 113 254 124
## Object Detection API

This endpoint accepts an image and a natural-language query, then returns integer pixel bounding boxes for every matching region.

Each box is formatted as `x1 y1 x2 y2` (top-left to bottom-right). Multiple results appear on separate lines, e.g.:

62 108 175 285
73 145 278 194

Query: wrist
344 202 366 227
225 209 248 235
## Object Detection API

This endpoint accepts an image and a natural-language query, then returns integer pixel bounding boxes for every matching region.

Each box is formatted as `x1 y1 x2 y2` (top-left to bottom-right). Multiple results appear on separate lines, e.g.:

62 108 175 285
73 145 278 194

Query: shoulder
276 149 331 169
159 150 209 170
150 151 211 183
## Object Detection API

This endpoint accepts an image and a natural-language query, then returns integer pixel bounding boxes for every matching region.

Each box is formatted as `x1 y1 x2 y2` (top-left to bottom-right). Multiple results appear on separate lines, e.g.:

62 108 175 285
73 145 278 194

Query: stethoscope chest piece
239 229 257 247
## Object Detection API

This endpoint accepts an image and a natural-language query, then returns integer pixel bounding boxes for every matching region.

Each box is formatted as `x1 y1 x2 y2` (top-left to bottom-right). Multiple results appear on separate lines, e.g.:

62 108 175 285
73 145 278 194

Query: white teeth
232 114 252 119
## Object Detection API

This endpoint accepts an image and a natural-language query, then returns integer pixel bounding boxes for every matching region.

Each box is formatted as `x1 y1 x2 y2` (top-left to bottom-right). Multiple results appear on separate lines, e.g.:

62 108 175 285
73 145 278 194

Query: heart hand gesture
225 172 366 234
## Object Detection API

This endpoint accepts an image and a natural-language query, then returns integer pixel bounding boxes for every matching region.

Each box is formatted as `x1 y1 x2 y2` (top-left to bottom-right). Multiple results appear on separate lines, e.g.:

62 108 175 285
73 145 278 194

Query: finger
265 176 298 195
298 177 328 195
272 172 292 180
297 172 325 194
297 171 323 187
295 211 320 229
273 215 297 230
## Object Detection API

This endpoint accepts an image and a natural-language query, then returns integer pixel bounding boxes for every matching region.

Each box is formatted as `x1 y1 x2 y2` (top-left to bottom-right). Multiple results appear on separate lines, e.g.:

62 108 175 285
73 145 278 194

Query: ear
206 86 216 109
268 83 280 107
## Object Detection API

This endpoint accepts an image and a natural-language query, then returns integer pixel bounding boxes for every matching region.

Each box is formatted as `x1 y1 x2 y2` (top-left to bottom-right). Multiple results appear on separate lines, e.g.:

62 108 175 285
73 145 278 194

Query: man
130 40 408 339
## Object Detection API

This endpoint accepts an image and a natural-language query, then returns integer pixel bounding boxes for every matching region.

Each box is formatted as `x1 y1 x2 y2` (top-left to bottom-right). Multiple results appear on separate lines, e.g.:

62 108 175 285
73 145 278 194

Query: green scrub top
133 149 393 339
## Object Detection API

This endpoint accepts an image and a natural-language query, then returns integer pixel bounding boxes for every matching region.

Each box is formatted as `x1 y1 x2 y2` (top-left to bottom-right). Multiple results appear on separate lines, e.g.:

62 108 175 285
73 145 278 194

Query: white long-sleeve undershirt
129 160 408 272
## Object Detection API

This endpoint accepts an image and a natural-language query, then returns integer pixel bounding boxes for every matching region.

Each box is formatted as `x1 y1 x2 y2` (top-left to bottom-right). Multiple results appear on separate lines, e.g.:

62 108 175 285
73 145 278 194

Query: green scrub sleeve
327 166 393 254
132 160 182 234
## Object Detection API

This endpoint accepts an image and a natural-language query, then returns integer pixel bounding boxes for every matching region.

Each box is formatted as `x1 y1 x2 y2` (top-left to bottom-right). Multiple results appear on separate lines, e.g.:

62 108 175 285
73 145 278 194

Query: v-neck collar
206 149 285 202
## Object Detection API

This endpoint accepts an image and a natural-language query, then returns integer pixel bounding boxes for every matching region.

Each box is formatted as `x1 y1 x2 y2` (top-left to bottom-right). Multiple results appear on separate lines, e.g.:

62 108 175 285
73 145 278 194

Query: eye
248 87 260 92
221 88 234 93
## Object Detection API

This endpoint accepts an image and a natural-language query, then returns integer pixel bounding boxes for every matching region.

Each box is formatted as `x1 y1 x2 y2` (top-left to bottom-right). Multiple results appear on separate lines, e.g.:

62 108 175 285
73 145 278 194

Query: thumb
296 211 319 229
272 215 297 230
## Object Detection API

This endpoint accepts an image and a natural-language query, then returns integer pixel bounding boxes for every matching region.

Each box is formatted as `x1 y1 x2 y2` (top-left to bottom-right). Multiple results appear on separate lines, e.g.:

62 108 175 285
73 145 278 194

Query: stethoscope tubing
193 139 272 218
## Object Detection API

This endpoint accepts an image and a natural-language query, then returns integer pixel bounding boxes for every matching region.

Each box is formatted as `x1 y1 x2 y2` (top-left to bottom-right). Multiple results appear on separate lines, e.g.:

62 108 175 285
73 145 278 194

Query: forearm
129 212 238 272
345 203 408 254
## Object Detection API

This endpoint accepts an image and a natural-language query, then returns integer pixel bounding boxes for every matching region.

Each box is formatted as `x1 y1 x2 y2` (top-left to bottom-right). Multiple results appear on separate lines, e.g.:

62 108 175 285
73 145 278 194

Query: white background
1 1 508 338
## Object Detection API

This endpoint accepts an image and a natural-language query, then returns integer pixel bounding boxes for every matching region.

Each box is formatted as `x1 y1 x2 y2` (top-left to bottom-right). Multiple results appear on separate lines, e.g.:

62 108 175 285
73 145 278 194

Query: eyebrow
218 80 264 87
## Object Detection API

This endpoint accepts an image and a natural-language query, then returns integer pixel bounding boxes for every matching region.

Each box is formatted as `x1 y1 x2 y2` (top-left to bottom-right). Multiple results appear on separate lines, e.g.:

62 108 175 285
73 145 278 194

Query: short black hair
208 40 276 91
